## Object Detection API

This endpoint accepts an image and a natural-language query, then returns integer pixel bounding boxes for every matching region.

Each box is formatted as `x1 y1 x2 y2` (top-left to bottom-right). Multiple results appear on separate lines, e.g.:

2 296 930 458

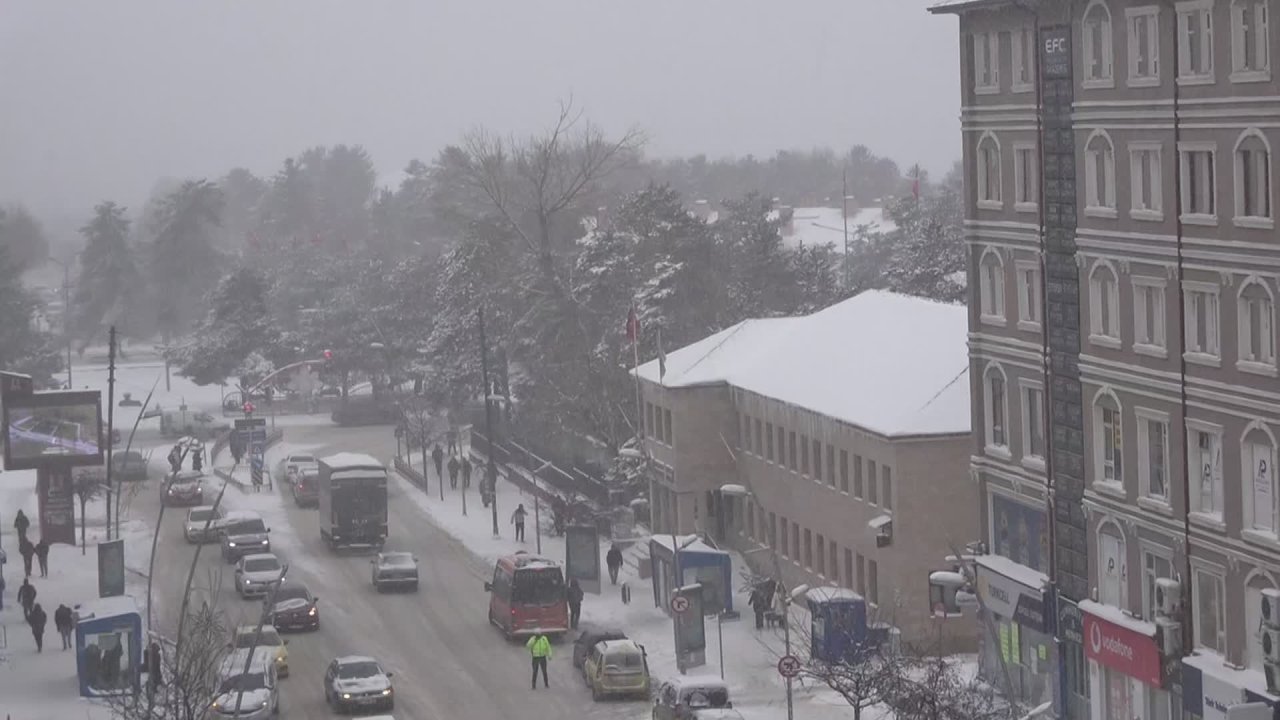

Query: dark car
221 511 271 562
162 470 205 507
573 627 628 670
270 581 320 632
292 470 319 508
111 450 149 482
371 552 418 592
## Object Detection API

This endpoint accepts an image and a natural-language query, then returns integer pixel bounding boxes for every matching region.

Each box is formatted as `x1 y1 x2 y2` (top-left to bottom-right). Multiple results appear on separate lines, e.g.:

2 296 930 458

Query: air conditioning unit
1263 627 1280 664
1155 578 1182 618
1262 588 1280 629
1156 618 1182 657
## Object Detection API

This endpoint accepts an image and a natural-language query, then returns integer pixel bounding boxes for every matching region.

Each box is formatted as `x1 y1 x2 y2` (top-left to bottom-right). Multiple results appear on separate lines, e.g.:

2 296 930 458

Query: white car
324 655 394 713
276 454 319 485
235 553 286 599
184 506 224 544
210 648 279 719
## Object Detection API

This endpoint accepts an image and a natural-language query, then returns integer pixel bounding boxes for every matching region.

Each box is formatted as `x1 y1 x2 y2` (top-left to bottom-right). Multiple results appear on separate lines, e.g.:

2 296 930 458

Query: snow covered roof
75 595 139 621
634 290 970 438
928 0 1013 13
805 586 864 604
1079 599 1157 637
320 452 384 470
974 553 1049 591
771 206 896 251
668 674 730 692
650 534 726 555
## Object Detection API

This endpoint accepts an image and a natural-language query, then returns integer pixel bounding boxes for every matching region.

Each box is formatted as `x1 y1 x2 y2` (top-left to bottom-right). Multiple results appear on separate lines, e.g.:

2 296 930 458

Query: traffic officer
526 632 551 689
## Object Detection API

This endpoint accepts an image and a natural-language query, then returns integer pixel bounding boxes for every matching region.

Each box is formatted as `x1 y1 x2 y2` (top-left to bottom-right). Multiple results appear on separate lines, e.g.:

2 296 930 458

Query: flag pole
630 305 644 443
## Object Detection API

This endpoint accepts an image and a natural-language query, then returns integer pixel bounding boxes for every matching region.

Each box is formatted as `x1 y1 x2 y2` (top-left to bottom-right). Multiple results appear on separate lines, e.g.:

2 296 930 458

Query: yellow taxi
583 639 650 701
230 625 289 678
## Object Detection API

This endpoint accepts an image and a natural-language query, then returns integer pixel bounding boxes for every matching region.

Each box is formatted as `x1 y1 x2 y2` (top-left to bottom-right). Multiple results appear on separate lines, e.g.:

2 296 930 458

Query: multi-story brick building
635 290 979 649
932 0 1280 717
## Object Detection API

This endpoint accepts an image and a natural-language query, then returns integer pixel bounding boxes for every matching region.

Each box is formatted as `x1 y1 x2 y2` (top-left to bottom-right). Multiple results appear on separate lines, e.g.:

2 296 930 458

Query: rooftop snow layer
772 206 896 251
635 290 970 437
320 452 383 469
75 595 140 621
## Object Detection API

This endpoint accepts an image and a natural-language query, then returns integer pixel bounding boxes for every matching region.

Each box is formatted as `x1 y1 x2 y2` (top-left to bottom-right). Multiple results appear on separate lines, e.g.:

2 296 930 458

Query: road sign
777 654 801 679
671 595 690 614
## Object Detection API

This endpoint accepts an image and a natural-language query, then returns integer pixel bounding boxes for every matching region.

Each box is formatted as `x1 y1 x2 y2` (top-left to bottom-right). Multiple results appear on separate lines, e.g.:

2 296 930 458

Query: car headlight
383 688 393 695
228 542 237 547
342 693 351 699
261 539 269 545
308 607 317 616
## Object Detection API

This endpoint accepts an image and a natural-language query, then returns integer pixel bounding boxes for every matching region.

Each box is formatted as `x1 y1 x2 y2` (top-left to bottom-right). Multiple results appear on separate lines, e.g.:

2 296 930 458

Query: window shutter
1261 4 1271 71
1151 17 1160 76
1086 149 1099 206
1105 147 1117 206
1206 10 1214 73
991 34 1000 86
1104 18 1114 77
1234 4 1247 71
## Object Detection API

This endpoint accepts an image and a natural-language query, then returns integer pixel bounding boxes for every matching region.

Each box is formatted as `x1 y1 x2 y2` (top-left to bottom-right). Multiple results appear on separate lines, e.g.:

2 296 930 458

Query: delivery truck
317 452 388 551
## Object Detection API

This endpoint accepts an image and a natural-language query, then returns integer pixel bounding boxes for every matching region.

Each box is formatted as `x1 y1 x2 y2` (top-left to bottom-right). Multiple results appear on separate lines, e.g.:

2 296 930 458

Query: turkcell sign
1083 609 1162 687
976 565 1047 633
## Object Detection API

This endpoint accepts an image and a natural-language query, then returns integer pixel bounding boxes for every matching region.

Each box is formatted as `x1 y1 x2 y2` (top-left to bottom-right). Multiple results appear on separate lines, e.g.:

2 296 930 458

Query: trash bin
805 587 868 664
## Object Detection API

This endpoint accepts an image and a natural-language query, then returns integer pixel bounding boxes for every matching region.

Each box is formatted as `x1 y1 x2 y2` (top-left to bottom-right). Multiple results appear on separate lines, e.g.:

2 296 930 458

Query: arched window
1089 261 1121 343
1085 131 1117 213
976 132 1002 207
1245 571 1277 671
1097 521 1127 607
1234 129 1273 224
1083 1 1115 86
1238 278 1276 368
1243 422 1278 537
979 248 1005 322
1093 388 1124 486
984 364 1009 452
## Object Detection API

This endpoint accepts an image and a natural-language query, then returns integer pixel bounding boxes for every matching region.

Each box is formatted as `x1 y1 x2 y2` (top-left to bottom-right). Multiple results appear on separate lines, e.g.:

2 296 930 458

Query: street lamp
45 255 73 387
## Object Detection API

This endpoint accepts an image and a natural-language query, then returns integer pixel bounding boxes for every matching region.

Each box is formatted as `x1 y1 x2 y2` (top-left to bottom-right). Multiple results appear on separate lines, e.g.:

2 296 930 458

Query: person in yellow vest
526 633 551 689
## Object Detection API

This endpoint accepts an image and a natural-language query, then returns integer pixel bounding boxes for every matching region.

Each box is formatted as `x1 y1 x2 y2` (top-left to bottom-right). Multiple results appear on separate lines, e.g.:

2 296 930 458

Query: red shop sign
1083 610 1162 687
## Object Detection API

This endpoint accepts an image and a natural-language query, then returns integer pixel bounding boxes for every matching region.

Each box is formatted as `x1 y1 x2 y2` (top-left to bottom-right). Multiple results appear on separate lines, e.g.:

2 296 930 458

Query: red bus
484 552 569 640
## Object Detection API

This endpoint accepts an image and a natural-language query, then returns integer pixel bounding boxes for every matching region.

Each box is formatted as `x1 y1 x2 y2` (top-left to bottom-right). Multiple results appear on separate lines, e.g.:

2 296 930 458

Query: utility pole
105 326 117 540
842 168 851 291
61 262 72 388
478 306 499 538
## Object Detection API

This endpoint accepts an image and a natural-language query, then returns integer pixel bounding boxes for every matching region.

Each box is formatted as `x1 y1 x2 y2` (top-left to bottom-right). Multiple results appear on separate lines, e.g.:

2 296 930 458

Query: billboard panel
4 390 104 470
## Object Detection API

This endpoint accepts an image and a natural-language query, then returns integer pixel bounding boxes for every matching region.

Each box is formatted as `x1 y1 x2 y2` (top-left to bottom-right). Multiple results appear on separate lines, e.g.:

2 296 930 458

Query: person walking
19 537 35 578
145 640 163 692
749 584 770 630
17 577 36 620
192 446 204 472
34 538 49 578
510 504 527 542
29 602 47 652
55 603 74 650
167 446 182 474
460 457 472 490
0 569 6 610
447 456 460 490
526 632 551 689
13 509 30 542
567 579 584 630
606 544 624 585
432 444 444 484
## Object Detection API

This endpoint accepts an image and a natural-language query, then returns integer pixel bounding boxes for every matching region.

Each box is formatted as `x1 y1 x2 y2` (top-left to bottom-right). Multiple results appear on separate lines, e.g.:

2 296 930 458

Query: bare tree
71 468 106 554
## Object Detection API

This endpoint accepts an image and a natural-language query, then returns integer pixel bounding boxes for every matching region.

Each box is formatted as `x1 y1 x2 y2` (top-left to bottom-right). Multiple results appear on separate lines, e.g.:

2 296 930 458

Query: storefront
975 555 1053 708
1182 653 1277 719
1081 600 1177 719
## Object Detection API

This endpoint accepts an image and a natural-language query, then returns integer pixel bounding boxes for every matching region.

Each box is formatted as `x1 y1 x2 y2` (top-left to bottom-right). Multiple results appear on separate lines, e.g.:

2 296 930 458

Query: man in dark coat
511 504 528 542
567 579 584 630
460 457 472 489
192 446 204 472
606 544 624 585
17 577 36 620
18 536 35 578
34 539 49 578
28 602 47 652
749 585 770 630
102 641 123 686
55 603 74 650
145 640 163 692
431 444 444 483
167 446 182 474
447 456 460 489
13 509 30 541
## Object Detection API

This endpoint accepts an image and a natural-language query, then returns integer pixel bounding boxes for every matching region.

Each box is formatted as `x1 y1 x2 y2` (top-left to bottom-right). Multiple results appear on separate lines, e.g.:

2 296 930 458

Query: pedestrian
511 504 527 542
606 544 624 585
84 643 102 688
230 433 244 465
461 457 472 489
567 578 584 630
447 430 458 455
526 632 551 689
14 509 30 542
54 603 73 650
34 538 49 578
431 444 444 483
103 641 123 687
146 640 163 692
28 602 46 652
19 536 35 578
447 456 459 489
192 446 204 472
17 577 36 620
0 569 6 610
749 584 770 630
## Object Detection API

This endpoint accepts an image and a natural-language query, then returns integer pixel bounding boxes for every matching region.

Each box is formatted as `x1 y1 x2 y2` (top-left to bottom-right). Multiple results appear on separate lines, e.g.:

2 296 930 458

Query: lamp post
45 255 73 387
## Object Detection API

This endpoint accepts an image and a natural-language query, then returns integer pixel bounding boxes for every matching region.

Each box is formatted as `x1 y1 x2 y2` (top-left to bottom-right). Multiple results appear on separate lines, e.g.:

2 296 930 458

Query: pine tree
73 201 139 347
168 267 281 386
0 243 60 385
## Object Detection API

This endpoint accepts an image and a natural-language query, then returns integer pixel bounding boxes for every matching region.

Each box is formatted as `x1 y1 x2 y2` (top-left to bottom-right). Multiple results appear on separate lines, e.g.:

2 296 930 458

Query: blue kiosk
75 595 143 697
805 586 870 664
649 535 734 615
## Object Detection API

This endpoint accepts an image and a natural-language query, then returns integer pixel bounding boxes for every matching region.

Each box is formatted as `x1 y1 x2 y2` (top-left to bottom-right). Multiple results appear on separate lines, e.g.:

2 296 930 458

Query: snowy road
144 421 645 720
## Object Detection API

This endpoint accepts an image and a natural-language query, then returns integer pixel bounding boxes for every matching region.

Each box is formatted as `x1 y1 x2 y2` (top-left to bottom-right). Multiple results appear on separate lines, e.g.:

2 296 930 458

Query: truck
317 452 389 551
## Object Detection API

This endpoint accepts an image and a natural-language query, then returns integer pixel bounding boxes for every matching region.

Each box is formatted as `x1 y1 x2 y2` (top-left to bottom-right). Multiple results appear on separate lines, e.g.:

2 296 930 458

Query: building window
1012 26 1034 92
816 533 825 575
1085 131 1118 216
867 459 879 504
804 529 813 569
853 453 863 497
1247 576 1275 670
741 413 752 453
1184 283 1222 361
1022 382 1046 464
776 425 785 465
645 402 654 436
1235 130 1273 226
787 431 797 472
1142 549 1172 621
768 512 776 547
881 466 893 511
868 559 880 605
779 517 789 557
973 31 999 93
754 418 763 456
985 366 1009 452
1188 421 1224 520
829 540 839 581
792 524 800 561
813 439 822 481
1094 391 1125 487
979 247 1006 324
800 434 810 476
663 409 673 444
1014 143 1038 211
1098 524 1127 607
1133 278 1167 355
826 445 835 487
839 450 849 493
977 133 1003 208
856 553 866 595
765 422 775 462
1130 143 1164 219
1243 424 1277 538
1194 566 1226 652
1127 6 1162 86
1231 0 1271 81
1178 0 1216 83
1137 409 1170 503
843 549 854 590
1016 260 1042 330
1083 1 1116 87
1180 143 1218 220
1089 262 1122 346
1238 279 1276 370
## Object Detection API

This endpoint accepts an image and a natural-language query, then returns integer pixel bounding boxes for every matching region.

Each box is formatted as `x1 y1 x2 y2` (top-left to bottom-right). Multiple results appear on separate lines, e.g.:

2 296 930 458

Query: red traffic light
243 401 255 414
323 349 334 360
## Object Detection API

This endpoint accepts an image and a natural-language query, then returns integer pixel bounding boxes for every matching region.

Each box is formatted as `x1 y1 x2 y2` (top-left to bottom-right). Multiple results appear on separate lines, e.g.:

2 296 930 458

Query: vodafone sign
1083 610 1162 687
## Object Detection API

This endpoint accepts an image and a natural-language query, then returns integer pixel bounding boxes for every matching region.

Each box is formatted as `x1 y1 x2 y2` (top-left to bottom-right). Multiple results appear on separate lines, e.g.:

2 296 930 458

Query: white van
210 648 279 719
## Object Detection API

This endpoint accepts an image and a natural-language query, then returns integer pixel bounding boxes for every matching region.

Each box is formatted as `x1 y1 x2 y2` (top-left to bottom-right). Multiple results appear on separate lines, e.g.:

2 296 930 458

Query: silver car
371 552 419 592
235 553 286 599
184 506 224 543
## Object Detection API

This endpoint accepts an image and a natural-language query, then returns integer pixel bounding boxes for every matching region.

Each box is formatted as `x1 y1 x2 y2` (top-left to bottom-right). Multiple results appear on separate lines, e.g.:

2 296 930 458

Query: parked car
652 677 734 720
162 470 205 507
234 553 285 599
276 454 319 486
371 552 419 592
291 470 319 508
324 656 394 713
573 627 628 669
184 506 224 543
111 450 149 481
584 639 650 701
269 582 319 632
229 625 289 678
220 511 271 562
211 648 279 719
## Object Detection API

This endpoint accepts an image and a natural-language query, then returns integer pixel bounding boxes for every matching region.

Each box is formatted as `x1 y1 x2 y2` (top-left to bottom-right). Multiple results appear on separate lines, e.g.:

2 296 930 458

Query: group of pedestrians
8 510 74 653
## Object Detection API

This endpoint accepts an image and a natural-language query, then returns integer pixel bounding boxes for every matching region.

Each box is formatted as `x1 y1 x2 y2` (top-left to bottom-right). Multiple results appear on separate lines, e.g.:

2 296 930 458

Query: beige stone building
635 290 979 648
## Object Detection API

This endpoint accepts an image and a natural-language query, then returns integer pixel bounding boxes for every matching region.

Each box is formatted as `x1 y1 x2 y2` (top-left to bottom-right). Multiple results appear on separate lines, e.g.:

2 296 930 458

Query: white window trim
1011 26 1036 93
1233 128 1274 229
1085 130 1119 218
1186 418 1226 526
1140 544 1174 621
1082 1 1117 89
1177 0 1217 85
1230 0 1272 83
1191 561 1228 652
1129 141 1165 221
1089 260 1123 349
1096 521 1129 608
1241 421 1279 543
979 247 1006 326
1015 259 1042 332
1183 279 1223 365
1013 141 1039 213
1020 379 1047 471
977 132 1003 210
984 363 1011 458
1126 6 1163 88
1135 407 1172 508
1179 141 1219 224
974 31 1001 95
1092 391 1127 495
1237 277 1278 375
1132 275 1169 358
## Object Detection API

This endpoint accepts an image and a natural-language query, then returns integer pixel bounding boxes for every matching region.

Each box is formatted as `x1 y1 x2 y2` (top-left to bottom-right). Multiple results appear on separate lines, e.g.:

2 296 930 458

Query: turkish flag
625 306 639 344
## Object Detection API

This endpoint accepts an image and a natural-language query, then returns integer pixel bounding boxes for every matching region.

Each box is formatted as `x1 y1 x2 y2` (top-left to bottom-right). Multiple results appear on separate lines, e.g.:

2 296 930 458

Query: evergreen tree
73 201 139 348
168 267 282 385
0 243 60 385
151 179 225 339
0 204 49 272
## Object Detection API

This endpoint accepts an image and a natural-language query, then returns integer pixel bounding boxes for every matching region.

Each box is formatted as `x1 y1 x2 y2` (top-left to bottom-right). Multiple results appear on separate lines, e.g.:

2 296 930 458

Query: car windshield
512 568 564 605
605 651 645 671
189 509 215 522
683 687 729 708
228 519 266 535
218 672 266 693
276 585 310 602
291 456 314 463
234 629 281 648
244 558 279 572
337 661 382 679
381 553 414 567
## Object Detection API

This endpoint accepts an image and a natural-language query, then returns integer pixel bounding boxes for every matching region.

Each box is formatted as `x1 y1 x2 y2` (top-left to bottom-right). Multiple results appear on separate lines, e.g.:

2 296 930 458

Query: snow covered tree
0 242 61 385
150 179 225 339
0 203 49 272
791 242 844 314
167 267 284 386
72 201 140 348
716 193 794 320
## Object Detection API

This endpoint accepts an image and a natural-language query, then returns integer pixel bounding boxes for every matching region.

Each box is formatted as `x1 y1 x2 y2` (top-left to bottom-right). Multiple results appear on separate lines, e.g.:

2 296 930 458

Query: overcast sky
1 0 960 218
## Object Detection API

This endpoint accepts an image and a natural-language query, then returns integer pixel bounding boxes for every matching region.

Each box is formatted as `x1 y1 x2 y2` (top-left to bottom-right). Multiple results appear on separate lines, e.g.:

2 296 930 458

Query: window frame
1085 130 1119 218
1140 545 1173 622
1020 379 1046 470
973 31 1001 94
979 247 1007 326
1186 418 1225 526
1089 261 1123 348
1241 422 1279 543
1230 0 1271 83
1013 141 1039 212
1129 141 1165 221
1012 26 1035 93
1097 521 1128 608
1179 141 1219 224
1183 280 1223 365
1093 389 1126 492
1177 0 1217 85
1015 259 1042 332
1083 1 1117 89
977 133 1004 210
1132 276 1169 358
1126 6 1163 87
1135 407 1172 509
1233 129 1274 229
1237 277 1277 375
1192 563 1227 652
984 364 1011 457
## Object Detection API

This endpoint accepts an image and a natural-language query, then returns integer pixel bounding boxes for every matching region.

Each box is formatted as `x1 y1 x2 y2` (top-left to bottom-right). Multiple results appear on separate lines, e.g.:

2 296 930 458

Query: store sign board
1083 610 1162 687
976 564 1047 633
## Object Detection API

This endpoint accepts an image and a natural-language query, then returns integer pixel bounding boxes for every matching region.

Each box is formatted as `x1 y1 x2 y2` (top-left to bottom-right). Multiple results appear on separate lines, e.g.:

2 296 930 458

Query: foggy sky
1 0 959 217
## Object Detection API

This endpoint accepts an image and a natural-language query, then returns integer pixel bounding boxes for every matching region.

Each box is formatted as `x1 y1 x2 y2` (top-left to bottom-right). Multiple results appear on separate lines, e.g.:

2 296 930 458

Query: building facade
932 0 1280 717
637 291 979 649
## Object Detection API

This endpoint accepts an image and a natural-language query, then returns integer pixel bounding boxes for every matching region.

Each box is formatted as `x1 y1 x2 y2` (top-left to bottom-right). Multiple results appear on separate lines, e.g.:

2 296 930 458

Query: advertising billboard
3 390 104 470
990 493 1050 574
